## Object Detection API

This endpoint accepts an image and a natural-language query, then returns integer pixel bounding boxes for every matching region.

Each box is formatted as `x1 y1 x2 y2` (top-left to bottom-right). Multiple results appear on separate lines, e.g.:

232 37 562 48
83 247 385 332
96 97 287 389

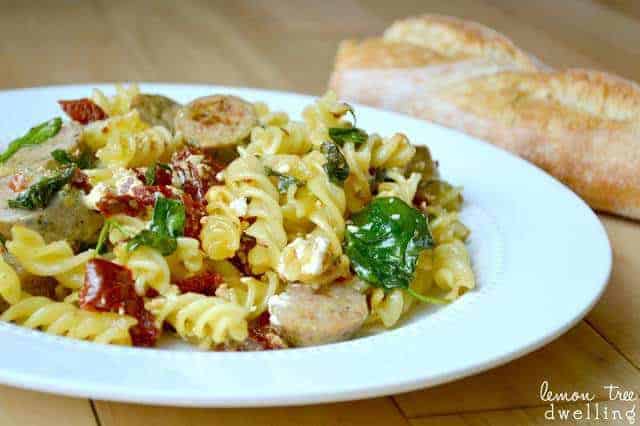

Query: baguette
329 14 640 220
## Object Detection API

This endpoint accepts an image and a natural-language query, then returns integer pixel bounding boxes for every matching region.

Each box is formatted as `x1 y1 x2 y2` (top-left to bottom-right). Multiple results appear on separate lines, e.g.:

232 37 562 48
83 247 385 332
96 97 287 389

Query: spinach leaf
345 196 444 304
328 127 368 146
8 167 75 210
51 148 94 169
264 166 304 193
95 219 129 255
0 118 62 164
127 197 185 256
321 141 349 186
144 163 171 185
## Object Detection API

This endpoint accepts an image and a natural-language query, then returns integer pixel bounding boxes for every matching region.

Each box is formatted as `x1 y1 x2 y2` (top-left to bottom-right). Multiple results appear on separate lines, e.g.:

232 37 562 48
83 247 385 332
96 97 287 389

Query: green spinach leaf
345 196 444 304
0 118 62 164
51 148 94 169
8 167 75 210
328 127 368 146
95 219 129 255
321 141 349 186
264 166 304 193
127 197 185 255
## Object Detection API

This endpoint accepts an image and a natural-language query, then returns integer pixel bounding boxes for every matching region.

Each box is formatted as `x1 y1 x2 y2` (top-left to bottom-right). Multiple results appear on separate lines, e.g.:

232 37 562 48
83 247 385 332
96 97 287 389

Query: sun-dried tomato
69 169 92 194
96 193 147 217
58 98 107 124
229 235 257 275
8 173 29 192
175 271 223 296
154 166 173 186
96 185 176 217
182 193 206 239
247 312 287 350
171 148 223 202
80 259 158 347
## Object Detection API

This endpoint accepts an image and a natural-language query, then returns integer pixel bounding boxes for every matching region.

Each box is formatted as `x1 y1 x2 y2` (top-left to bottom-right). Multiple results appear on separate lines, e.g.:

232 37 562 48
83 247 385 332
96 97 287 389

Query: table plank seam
389 394 412 422
585 318 640 371
90 399 103 426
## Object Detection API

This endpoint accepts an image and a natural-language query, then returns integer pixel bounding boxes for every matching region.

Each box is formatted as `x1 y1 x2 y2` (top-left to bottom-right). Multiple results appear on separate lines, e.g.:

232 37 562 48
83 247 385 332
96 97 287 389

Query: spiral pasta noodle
97 119 182 168
115 245 171 296
217 270 279 319
433 240 475 300
302 91 352 148
0 257 21 305
166 237 205 281
342 133 417 213
1 296 137 345
253 101 289 127
200 186 242 261
224 155 287 273
91 83 140 117
376 170 421 205
146 289 249 347
244 122 310 156
6 226 95 291
82 109 148 152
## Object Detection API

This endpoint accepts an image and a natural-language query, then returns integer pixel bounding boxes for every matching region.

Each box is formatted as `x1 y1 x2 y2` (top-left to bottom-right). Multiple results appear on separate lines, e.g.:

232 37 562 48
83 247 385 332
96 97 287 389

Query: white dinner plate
0 84 611 406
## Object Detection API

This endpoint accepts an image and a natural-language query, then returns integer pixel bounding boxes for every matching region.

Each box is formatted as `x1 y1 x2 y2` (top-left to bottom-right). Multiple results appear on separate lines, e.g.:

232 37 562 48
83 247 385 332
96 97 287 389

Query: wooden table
1 1 639 425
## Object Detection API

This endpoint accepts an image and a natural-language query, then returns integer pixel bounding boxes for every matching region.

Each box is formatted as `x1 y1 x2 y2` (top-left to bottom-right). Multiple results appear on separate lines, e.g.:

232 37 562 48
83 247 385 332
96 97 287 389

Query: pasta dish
0 85 474 349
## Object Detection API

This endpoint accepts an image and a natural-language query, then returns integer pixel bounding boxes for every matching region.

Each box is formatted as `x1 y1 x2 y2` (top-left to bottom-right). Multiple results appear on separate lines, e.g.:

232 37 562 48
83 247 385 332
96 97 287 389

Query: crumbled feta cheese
267 293 290 327
216 171 225 182
290 237 306 259
229 197 248 217
391 214 400 220
113 168 144 196
301 236 329 275
83 182 109 210
276 163 290 174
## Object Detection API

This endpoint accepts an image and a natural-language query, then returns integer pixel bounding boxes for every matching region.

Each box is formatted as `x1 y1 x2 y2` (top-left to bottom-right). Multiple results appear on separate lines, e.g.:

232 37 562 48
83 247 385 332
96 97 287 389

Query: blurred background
1 0 639 94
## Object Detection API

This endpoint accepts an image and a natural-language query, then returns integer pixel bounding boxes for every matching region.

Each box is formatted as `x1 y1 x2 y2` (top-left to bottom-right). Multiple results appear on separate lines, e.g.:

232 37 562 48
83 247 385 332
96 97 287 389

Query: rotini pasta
166 237 205 281
216 270 279 319
199 186 241 261
1 87 474 349
1 296 136 345
91 84 140 117
146 289 249 348
224 155 287 273
6 226 95 291
0 257 21 305
114 245 171 296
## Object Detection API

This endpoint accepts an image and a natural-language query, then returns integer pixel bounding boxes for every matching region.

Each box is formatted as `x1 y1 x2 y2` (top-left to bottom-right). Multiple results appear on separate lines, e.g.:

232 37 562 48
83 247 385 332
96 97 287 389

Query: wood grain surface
0 1 639 425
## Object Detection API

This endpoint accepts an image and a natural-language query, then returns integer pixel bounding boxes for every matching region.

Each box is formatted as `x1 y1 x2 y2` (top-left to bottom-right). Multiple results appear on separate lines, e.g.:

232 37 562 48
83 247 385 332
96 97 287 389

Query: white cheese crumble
215 171 225 182
390 214 400 220
301 236 329 275
267 293 291 327
113 168 144 196
229 197 248 217
82 182 109 210
276 163 290 174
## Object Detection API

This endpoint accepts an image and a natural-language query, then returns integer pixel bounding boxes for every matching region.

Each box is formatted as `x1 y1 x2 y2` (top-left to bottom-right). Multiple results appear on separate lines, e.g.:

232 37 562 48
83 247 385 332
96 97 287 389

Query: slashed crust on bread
383 14 541 70
329 15 640 220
